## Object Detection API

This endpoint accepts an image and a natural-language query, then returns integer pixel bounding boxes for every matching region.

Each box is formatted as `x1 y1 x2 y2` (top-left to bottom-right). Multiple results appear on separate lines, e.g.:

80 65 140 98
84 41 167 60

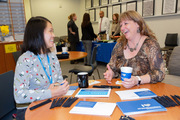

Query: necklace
127 36 142 52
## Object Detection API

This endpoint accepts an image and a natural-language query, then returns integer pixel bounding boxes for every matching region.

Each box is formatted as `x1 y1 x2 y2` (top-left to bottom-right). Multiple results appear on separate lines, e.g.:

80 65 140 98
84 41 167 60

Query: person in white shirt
98 11 110 35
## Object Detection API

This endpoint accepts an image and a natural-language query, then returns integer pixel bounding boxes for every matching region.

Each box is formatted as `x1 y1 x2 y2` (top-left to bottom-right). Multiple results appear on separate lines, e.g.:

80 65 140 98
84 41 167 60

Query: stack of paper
115 88 157 100
116 99 167 115
70 101 116 116
75 88 111 97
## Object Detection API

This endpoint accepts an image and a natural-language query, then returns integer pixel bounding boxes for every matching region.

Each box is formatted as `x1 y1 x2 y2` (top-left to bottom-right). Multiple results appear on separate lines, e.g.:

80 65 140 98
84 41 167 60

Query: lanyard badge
37 54 53 84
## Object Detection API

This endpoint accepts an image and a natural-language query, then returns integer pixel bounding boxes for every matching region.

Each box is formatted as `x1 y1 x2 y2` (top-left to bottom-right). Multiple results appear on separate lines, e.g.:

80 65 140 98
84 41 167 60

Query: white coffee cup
62 47 68 53
120 67 133 81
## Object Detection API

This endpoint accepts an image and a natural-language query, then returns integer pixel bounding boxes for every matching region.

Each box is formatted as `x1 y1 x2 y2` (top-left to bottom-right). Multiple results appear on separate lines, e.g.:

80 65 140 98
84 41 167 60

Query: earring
137 28 140 33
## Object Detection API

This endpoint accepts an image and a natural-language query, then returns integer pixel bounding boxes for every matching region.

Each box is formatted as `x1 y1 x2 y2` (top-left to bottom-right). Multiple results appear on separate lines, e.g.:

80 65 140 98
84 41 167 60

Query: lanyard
37 54 53 84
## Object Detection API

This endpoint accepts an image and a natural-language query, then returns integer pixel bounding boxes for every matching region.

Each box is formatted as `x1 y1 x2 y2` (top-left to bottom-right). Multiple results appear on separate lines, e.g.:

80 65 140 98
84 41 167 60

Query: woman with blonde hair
111 13 120 37
104 10 165 88
67 13 79 64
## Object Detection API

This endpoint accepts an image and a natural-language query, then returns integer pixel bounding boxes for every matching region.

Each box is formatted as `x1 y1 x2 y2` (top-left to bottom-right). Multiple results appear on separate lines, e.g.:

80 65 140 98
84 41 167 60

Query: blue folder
117 99 167 115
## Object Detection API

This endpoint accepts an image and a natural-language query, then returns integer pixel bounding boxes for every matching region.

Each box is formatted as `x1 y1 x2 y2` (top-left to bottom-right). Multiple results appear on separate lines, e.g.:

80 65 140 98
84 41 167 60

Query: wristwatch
136 76 141 86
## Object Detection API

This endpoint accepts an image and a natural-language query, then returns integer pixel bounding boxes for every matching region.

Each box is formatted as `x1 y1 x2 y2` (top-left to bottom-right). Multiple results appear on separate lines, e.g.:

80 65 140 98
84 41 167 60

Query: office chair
12 51 22 64
69 46 101 83
161 33 178 67
168 46 180 76
161 33 178 51
0 71 17 120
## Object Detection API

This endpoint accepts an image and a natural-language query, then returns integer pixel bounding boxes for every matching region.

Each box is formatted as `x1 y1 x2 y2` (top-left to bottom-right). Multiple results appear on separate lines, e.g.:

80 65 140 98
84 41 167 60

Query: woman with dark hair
14 16 69 119
81 13 97 65
104 11 165 88
67 13 79 64
111 13 120 37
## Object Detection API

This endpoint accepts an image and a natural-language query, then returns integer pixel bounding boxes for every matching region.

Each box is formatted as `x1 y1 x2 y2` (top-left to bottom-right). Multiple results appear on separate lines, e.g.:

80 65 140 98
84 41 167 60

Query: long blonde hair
118 10 157 49
68 13 76 20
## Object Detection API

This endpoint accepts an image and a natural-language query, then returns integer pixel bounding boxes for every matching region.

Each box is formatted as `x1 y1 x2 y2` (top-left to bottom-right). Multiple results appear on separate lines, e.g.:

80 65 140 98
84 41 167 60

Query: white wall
30 0 83 37
24 0 32 22
27 0 180 47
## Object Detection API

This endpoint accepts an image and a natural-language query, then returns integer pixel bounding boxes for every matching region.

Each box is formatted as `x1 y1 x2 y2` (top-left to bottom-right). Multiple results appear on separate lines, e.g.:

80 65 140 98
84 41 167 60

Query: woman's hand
71 32 76 35
49 80 69 97
103 64 114 84
122 76 138 88
97 36 101 40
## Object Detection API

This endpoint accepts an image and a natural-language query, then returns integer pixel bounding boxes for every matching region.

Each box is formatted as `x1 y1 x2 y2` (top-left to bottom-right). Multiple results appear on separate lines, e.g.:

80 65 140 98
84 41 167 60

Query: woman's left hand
122 76 138 88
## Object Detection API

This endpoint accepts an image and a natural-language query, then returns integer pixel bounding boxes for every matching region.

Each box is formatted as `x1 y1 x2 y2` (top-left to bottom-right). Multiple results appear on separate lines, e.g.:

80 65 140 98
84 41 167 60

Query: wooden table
25 79 180 120
57 51 87 62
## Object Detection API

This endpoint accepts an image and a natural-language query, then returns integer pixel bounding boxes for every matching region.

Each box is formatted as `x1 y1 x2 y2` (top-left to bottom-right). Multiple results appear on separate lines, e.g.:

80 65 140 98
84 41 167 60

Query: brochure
75 88 111 97
116 99 167 115
70 101 116 116
115 88 157 100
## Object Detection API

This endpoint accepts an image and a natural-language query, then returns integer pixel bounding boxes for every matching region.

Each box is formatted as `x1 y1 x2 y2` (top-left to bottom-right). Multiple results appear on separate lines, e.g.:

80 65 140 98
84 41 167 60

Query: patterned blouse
14 51 63 104
109 37 165 83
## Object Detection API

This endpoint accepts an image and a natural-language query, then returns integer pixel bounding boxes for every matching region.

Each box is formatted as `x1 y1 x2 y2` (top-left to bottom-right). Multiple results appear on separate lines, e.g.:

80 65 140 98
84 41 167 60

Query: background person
81 13 98 66
104 10 165 88
67 13 79 64
111 13 120 37
98 11 110 36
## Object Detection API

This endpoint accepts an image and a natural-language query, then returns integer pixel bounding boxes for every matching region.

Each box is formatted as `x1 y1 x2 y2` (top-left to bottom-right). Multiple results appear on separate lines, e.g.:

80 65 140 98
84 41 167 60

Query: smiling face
120 20 139 41
113 14 117 21
44 22 55 49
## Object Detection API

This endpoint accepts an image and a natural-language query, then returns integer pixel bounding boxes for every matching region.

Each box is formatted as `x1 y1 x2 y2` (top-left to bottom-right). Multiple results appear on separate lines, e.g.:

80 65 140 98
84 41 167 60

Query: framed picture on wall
162 0 178 14
96 8 100 21
112 4 121 15
126 1 137 11
100 7 108 17
112 0 119 4
101 0 109 5
142 0 155 17
178 0 180 12
89 9 96 21
101 0 108 6
85 0 92 8
93 0 99 7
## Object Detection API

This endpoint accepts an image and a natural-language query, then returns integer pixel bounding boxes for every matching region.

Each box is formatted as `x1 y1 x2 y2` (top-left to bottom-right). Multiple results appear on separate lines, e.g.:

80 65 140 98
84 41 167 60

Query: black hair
22 16 52 55
81 13 90 28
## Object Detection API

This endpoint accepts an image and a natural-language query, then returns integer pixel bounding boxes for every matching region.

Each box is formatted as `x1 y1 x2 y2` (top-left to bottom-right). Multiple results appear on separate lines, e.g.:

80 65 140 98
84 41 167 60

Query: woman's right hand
103 64 114 84
49 80 69 97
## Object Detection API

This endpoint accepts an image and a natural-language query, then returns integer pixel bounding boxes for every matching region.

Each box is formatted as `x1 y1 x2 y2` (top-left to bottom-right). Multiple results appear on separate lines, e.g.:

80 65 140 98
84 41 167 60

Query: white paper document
115 88 157 100
115 80 122 85
69 101 116 116
89 80 101 86
75 88 111 98
65 86 78 96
